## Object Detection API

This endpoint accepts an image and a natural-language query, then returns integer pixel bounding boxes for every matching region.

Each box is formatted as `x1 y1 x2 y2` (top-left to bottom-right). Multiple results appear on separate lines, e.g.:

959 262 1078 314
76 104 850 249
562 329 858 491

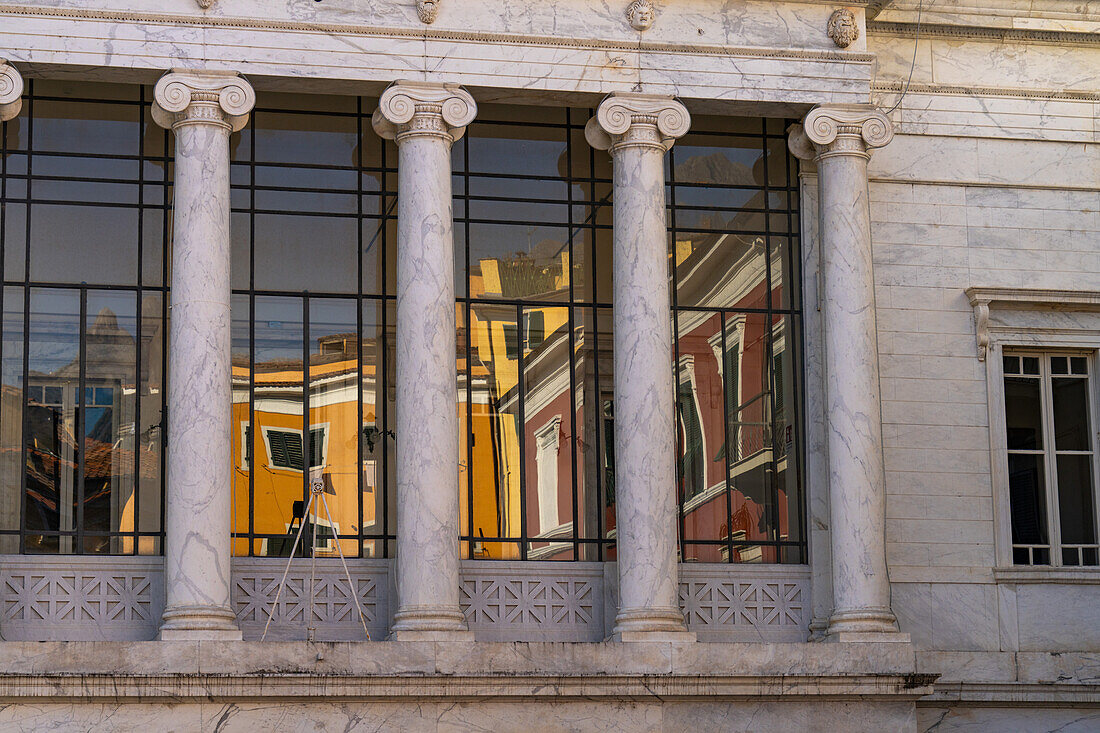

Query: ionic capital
0 60 24 122
800 104 892 160
585 93 690 154
371 81 477 145
151 70 255 133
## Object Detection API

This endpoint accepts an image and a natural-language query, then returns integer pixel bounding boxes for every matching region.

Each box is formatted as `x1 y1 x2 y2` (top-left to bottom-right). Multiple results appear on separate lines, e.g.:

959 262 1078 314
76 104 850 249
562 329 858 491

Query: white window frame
997 349 1100 567
968 287 1100 579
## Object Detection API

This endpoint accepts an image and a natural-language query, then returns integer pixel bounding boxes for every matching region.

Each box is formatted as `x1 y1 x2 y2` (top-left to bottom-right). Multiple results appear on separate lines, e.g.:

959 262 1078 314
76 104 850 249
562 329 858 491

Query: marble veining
152 70 255 641
372 82 477 639
587 93 693 639
794 105 900 638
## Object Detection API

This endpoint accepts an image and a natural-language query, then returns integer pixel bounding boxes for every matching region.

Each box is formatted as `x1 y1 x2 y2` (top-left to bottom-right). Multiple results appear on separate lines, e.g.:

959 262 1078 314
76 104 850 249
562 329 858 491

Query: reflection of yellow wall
230 360 375 558
462 277 570 558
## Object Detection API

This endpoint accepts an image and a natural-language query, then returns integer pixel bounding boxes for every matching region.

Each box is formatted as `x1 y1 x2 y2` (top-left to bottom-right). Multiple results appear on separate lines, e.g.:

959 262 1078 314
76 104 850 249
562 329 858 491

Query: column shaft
586 93 694 641
373 82 476 640
797 105 902 639
153 71 254 640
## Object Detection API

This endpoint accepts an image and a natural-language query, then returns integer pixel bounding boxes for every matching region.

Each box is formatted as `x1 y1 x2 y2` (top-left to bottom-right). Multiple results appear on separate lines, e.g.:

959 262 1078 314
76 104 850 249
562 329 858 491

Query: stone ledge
0 641 931 701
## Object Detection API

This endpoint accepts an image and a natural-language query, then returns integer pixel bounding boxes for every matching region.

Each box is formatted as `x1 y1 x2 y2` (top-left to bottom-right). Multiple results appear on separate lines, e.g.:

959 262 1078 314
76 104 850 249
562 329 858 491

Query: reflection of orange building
231 334 382 558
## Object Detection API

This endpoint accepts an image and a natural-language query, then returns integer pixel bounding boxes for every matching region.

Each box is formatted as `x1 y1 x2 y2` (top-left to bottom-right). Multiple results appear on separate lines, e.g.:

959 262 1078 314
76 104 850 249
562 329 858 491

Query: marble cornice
868 20 1100 46
0 4 875 64
872 81 1100 103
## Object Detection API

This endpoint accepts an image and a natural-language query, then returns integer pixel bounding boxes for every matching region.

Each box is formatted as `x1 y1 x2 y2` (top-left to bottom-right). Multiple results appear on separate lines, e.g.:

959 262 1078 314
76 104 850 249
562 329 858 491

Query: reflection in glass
309 299 360 559
522 306 572 560
0 289 25 553
466 303 522 559
249 296 305 557
81 291 138 554
23 289 81 552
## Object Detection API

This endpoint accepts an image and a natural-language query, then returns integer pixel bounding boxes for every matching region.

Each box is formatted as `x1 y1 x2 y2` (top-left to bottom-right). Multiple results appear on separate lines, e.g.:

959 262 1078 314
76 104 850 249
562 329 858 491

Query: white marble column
791 105 904 640
372 82 476 640
152 70 254 640
0 60 23 122
586 93 695 641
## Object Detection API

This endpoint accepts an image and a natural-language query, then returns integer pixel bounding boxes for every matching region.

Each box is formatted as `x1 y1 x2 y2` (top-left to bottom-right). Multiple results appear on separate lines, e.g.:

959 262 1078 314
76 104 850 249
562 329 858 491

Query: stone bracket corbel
972 298 991 362
965 286 1100 361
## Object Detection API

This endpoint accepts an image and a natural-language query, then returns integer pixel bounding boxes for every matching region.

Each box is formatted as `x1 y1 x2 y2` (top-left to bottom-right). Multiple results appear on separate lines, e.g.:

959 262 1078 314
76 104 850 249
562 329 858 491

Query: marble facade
0 0 1097 731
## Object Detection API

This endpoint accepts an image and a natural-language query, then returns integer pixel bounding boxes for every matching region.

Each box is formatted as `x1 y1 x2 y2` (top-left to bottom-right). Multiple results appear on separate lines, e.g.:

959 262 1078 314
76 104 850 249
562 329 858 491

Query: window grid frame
1003 348 1100 567
0 80 171 554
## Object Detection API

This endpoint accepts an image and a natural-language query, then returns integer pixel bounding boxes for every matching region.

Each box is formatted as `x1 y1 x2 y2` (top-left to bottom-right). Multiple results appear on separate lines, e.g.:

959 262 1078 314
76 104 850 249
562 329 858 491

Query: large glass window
0 80 168 554
229 92 396 558
455 105 614 561
670 117 805 564
1003 351 1098 566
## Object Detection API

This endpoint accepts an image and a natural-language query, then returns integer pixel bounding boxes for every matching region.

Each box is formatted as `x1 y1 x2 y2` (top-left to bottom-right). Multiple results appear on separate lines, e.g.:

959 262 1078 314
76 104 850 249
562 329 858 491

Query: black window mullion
247 110 257 556
18 85 34 555
355 95 365 559
565 107 580 560
75 288 87 554
719 312 735 564
132 87 145 555
302 294 310 557
517 302 528 560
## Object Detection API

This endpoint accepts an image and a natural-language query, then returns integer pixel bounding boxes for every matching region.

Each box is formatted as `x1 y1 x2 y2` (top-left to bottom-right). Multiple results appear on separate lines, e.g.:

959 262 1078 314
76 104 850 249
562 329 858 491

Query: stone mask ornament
626 0 656 31
417 0 439 24
827 8 860 48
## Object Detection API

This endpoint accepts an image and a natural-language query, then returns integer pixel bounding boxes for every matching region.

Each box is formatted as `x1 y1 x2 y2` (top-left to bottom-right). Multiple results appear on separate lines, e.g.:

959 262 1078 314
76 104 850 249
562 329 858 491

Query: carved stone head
626 0 656 31
827 8 860 48
417 0 439 24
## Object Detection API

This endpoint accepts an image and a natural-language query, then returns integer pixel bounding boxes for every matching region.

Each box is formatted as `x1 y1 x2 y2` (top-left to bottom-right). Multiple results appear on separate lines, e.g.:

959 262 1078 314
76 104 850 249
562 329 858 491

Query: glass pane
1004 376 1042 450
468 303 522 558
361 300 391 554
1057 454 1096 545
230 295 251 556
253 214 357 293
1007 453 1047 546
30 204 139 285
671 136 765 187
579 307 615 558
251 296 305 557
251 110 357 167
1052 375 1090 451
522 306 573 560
676 311 726 556
1003 354 1020 375
134 293 164 551
81 291 137 554
465 119 567 178
772 315 803 558
1070 356 1087 375
0 288 25 551
1022 356 1040 375
24 288 80 552
309 298 361 559
672 231 768 311
32 99 138 157
728 312 774 561
467 223 571 301
1051 356 1069 375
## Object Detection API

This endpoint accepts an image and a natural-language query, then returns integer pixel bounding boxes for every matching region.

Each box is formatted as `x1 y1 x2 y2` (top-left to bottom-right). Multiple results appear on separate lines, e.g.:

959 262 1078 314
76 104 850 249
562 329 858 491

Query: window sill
993 566 1100 585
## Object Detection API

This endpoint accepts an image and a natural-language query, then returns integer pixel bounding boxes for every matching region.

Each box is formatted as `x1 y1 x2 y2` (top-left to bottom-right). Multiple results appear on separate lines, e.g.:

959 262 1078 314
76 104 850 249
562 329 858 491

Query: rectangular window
262 427 325 471
1003 352 1099 566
